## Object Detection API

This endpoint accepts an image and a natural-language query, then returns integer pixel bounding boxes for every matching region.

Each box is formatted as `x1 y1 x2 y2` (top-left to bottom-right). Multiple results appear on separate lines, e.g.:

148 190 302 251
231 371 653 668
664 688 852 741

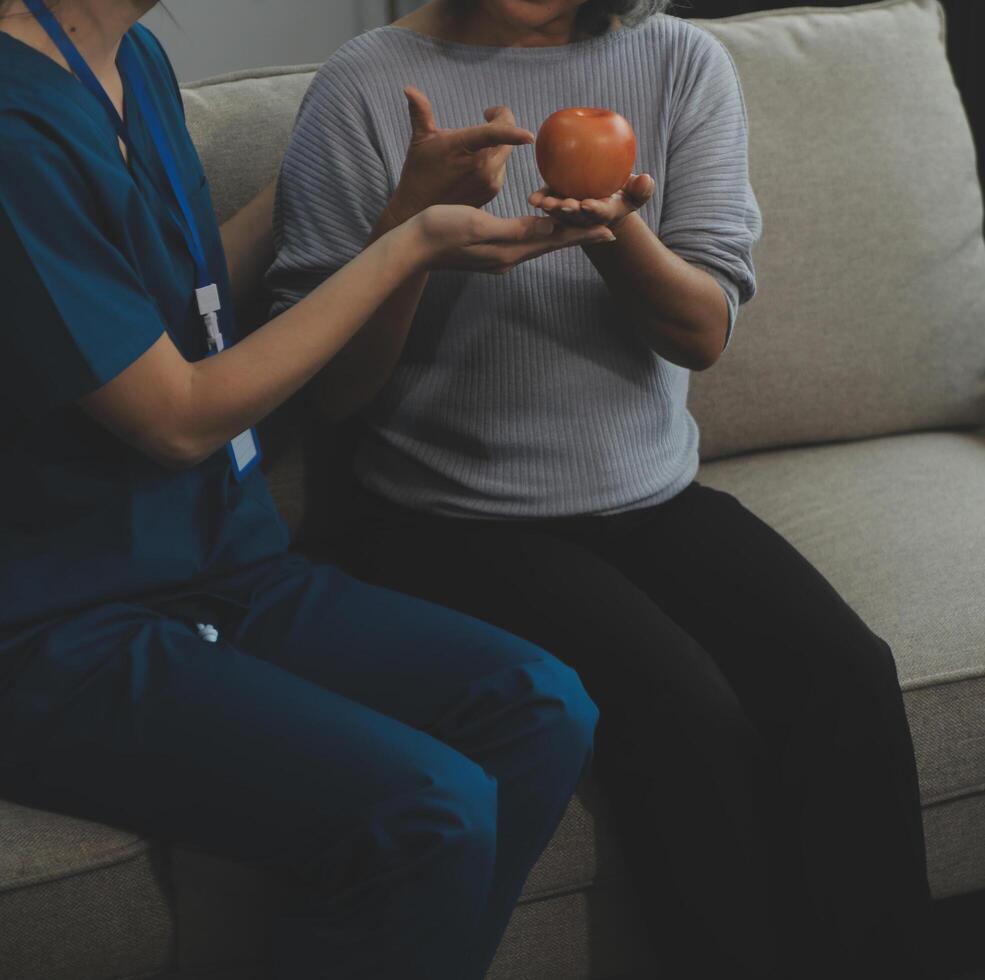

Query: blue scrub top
0 25 290 635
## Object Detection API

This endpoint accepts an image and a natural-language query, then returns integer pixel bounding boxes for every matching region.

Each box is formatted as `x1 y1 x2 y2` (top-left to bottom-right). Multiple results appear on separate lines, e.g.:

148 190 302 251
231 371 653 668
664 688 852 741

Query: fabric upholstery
923 794 985 900
181 65 317 225
0 799 174 979
700 428 985 896
484 878 655 980
689 0 985 459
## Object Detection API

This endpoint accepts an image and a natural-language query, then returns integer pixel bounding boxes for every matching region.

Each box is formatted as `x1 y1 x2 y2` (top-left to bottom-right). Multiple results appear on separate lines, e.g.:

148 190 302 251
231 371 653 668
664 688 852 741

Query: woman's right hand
386 88 535 222
411 205 616 275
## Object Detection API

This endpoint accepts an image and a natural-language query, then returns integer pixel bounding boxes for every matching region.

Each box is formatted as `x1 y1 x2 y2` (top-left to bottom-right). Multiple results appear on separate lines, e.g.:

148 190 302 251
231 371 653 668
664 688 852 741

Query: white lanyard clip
196 283 224 352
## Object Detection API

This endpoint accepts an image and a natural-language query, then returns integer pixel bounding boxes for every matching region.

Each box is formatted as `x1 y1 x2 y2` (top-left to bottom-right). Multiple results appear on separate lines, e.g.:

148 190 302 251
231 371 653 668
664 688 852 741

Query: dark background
679 0 985 194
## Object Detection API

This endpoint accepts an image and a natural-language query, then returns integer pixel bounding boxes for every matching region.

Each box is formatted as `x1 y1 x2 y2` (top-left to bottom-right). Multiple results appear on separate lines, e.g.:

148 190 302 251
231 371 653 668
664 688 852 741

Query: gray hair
578 0 673 35
448 1 673 37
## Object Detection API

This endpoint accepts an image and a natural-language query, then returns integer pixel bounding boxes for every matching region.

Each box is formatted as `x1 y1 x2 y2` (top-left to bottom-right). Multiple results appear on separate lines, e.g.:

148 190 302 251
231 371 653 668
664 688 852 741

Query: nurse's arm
219 179 276 316
79 208 589 469
81 215 428 468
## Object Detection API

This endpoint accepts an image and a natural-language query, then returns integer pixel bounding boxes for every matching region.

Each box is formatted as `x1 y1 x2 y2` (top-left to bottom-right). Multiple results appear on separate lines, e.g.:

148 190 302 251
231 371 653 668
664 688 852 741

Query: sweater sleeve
659 29 762 350
265 55 392 319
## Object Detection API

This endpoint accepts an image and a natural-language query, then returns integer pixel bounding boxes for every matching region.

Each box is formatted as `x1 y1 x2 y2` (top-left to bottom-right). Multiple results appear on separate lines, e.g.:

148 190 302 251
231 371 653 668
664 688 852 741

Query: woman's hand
386 87 535 222
528 173 656 230
411 204 616 274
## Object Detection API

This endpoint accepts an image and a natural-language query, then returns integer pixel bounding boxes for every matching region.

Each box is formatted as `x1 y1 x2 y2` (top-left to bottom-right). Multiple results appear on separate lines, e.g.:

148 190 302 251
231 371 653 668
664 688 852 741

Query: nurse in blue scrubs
0 2 612 976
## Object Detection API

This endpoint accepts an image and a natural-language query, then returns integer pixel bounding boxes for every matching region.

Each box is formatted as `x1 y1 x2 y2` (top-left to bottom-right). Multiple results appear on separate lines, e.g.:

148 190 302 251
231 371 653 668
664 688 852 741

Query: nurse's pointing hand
412 205 615 275
385 87 534 222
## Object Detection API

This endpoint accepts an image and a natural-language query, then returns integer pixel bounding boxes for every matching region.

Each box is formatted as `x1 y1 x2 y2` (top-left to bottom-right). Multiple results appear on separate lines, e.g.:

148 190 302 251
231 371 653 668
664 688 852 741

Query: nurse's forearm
83 220 429 470
182 220 426 462
219 179 276 317
81 209 574 468
307 199 429 422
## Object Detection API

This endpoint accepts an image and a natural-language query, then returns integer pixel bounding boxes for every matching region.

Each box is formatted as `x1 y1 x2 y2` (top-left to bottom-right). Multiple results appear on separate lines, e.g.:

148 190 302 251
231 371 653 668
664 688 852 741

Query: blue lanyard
24 0 225 350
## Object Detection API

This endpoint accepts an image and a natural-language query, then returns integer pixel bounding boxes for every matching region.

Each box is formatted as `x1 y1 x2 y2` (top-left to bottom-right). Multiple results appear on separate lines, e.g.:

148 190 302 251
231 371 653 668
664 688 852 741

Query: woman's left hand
528 173 655 230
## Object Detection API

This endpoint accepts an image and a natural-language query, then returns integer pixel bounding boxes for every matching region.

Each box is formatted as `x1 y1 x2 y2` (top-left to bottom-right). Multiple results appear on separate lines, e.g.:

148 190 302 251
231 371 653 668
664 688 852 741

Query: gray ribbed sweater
267 15 762 518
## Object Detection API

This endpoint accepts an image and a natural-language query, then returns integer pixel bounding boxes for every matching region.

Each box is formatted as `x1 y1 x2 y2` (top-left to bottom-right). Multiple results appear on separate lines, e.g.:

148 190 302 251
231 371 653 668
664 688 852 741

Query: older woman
268 1 938 978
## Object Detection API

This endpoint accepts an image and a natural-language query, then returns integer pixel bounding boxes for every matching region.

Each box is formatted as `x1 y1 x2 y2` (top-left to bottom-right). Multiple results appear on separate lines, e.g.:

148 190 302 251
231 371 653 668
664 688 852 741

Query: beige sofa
2 1 984 978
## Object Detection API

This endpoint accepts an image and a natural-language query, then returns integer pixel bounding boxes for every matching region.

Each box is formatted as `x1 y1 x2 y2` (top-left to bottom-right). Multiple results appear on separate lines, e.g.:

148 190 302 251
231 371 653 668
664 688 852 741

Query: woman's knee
811 621 901 696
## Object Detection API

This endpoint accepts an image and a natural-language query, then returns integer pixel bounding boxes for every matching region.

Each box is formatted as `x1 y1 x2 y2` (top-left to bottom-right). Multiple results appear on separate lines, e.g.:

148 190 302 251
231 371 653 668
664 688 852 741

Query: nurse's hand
386 88 534 221
528 173 656 230
412 205 615 274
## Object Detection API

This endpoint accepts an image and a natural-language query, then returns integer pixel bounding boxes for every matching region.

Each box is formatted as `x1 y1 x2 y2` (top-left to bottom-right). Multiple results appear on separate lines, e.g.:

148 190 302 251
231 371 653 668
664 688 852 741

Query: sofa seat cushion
700 430 985 898
700 430 985 803
0 798 174 980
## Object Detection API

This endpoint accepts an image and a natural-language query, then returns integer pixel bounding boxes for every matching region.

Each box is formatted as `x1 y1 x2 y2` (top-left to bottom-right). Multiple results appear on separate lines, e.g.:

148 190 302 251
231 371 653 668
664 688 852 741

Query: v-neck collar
0 28 137 175
1 29 197 268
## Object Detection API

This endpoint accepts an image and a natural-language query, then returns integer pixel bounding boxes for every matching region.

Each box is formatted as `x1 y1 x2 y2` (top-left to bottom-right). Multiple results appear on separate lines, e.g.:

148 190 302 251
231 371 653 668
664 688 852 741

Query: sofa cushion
699 428 985 895
689 0 985 460
0 798 174 980
182 65 317 225
923 793 985 900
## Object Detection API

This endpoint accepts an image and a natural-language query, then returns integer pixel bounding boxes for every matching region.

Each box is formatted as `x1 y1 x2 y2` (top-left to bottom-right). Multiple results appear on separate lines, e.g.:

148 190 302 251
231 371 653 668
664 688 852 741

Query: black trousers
342 481 937 980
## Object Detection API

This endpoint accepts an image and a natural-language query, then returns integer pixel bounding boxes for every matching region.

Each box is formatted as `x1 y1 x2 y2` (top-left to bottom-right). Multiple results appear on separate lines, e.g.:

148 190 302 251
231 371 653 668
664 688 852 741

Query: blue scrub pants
0 553 598 980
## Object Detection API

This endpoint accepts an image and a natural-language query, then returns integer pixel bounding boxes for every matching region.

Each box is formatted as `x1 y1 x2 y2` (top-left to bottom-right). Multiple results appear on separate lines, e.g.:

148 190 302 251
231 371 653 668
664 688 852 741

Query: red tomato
535 107 637 200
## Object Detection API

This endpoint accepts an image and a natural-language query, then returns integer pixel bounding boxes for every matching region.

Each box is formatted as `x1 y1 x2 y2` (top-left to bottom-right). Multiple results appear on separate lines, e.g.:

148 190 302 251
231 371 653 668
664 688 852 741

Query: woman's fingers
404 88 531 153
403 86 439 138
459 121 536 153
578 174 651 220
484 104 518 127
623 172 655 206
482 106 529 168
527 189 587 226
580 196 620 221
530 174 655 226
528 189 595 225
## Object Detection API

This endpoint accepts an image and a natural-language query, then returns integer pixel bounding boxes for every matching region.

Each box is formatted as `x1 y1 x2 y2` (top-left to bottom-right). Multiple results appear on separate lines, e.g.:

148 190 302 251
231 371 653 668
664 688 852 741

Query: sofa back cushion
182 64 317 224
689 0 985 459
